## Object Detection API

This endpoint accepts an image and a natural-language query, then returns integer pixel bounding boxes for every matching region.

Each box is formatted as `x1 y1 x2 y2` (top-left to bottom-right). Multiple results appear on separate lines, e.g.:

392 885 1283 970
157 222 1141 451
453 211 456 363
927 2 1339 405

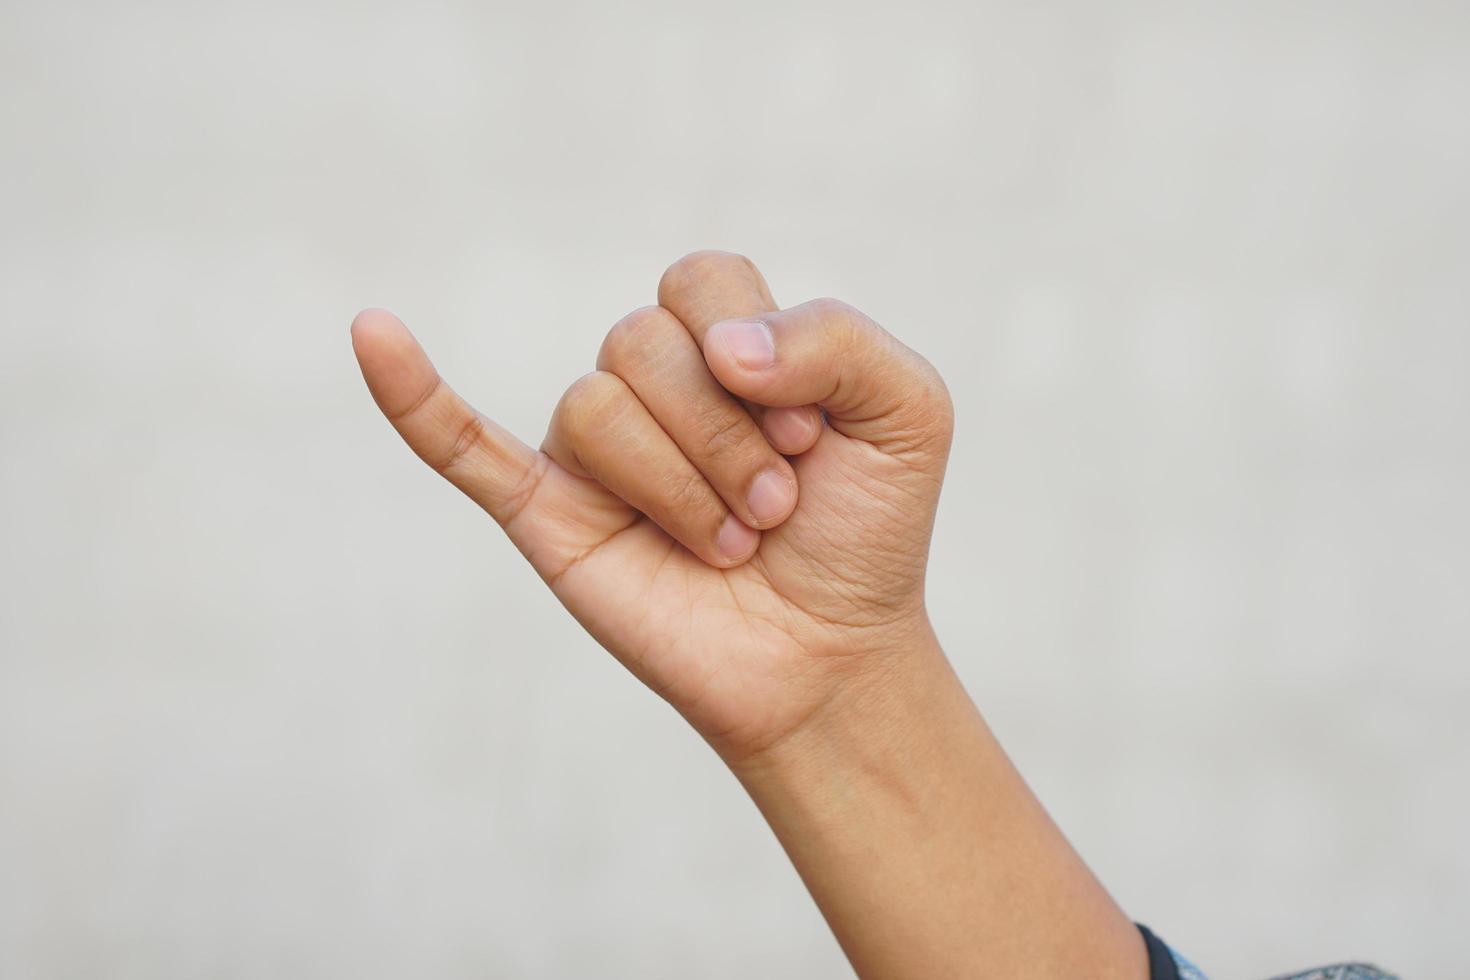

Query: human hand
353 254 1146 979
351 252 953 763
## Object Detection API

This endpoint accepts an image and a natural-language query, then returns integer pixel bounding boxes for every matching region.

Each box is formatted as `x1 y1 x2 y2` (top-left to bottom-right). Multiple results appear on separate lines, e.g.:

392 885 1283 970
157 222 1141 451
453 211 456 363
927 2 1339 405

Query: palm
527 425 940 751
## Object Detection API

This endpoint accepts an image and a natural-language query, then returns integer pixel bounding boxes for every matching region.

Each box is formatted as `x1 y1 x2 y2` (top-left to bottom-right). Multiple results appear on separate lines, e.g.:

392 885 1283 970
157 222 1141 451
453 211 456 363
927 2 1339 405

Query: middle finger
596 306 798 530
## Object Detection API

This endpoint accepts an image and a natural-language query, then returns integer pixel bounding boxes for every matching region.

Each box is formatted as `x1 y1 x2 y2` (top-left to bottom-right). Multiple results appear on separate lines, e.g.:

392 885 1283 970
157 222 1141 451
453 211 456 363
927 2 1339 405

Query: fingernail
763 406 819 451
747 469 795 525
716 513 759 561
712 319 775 370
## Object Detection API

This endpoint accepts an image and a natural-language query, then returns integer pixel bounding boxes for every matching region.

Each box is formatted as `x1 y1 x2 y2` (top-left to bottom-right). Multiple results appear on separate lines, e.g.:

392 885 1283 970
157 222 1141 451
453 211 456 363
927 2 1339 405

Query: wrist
717 623 1148 980
723 620 969 793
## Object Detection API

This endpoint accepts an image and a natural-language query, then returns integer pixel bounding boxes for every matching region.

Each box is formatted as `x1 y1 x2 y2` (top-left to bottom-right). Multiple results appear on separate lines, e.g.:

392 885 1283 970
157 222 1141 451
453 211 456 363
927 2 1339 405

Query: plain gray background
2 1 1467 976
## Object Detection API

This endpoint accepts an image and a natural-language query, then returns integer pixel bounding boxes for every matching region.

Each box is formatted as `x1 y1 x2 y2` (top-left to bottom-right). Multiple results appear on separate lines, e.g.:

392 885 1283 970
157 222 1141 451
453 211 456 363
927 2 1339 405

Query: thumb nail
711 319 775 370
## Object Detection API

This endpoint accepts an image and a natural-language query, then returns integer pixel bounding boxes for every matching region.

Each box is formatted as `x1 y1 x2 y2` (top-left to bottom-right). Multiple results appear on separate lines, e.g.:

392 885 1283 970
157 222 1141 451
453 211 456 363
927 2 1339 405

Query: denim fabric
1265 967 1400 980
1164 943 1399 980
1169 945 1209 980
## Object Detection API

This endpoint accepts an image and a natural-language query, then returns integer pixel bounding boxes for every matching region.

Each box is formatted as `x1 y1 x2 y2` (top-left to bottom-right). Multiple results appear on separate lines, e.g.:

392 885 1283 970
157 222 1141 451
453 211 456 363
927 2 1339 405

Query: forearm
728 632 1147 980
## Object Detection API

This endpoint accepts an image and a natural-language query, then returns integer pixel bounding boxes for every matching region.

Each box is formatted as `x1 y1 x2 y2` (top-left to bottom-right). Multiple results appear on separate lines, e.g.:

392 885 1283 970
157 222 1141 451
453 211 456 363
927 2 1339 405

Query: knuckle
890 356 954 453
806 295 857 323
736 253 764 283
806 296 868 347
917 362 956 443
386 376 443 423
658 250 752 303
432 412 487 474
597 305 680 372
811 296 864 354
556 370 626 435
663 466 712 515
691 401 754 459
797 295 953 451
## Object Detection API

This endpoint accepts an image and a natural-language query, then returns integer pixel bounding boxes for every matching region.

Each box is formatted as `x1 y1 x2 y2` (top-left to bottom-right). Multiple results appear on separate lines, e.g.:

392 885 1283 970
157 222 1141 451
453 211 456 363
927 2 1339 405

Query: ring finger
596 306 798 530
541 371 761 568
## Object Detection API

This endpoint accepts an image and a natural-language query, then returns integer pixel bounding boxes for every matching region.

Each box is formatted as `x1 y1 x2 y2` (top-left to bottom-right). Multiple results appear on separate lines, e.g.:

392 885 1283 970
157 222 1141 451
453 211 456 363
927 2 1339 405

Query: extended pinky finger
541 371 760 568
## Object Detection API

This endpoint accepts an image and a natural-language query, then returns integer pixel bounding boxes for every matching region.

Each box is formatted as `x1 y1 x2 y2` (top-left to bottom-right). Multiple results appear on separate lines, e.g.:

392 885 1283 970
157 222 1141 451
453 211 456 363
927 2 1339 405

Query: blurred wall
2 1 1466 976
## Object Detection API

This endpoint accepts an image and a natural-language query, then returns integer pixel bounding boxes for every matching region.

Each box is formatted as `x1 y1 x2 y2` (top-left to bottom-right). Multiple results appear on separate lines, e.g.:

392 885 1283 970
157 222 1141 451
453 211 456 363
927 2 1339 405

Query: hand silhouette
352 252 952 761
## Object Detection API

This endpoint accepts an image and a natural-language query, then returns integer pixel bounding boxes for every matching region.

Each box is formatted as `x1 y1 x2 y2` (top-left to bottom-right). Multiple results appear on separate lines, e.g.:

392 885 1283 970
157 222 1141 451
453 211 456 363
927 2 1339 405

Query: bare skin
351 252 1147 979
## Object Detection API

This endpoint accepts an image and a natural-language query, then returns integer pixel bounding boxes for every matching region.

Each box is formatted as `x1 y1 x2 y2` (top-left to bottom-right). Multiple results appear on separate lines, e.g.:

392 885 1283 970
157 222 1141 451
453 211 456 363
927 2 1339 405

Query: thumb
701 298 953 457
